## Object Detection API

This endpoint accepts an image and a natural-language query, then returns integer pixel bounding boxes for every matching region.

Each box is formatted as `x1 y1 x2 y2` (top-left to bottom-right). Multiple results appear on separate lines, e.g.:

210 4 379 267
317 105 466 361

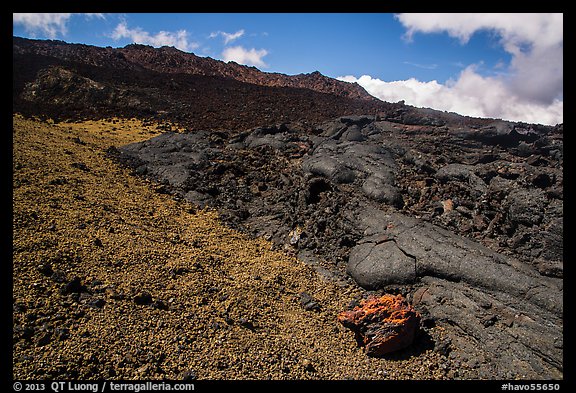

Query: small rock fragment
55 328 70 341
179 369 197 380
434 337 452 357
133 292 153 306
60 277 86 295
51 270 67 283
442 199 454 213
299 292 320 311
302 358 315 372
13 302 27 313
88 298 106 309
71 162 90 171
289 227 303 246
37 263 53 277
238 317 255 330
20 326 35 341
481 314 497 328
152 300 168 310
37 331 52 347
71 136 86 145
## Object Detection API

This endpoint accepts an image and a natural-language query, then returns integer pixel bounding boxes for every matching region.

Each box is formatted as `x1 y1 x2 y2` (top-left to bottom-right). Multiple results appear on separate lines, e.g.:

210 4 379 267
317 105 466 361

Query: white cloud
13 13 104 39
110 21 198 52
403 61 438 70
221 45 268 68
507 43 563 104
338 71 563 125
395 13 563 106
209 29 245 44
342 13 563 125
395 13 563 48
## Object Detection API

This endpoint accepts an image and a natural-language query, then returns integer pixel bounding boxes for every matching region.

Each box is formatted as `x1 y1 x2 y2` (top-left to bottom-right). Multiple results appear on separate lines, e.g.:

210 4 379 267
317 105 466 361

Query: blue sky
13 13 563 125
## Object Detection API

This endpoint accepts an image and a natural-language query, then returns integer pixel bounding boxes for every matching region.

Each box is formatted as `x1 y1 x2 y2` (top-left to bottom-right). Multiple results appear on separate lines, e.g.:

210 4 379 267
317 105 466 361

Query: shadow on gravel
376 329 436 361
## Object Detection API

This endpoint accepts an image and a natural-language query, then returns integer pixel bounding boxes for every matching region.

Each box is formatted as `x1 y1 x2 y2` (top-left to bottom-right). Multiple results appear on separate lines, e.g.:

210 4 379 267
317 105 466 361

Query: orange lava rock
338 294 421 356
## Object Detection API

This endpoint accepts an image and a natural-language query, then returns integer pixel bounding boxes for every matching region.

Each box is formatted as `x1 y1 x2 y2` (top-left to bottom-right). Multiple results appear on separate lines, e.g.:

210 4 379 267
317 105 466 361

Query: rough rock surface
111 115 563 379
338 294 421 356
13 37 374 100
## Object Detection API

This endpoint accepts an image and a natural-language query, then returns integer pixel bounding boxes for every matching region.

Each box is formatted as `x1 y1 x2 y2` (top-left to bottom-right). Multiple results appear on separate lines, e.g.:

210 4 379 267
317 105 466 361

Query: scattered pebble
60 277 85 295
299 292 320 312
37 263 53 277
179 369 197 380
133 292 153 306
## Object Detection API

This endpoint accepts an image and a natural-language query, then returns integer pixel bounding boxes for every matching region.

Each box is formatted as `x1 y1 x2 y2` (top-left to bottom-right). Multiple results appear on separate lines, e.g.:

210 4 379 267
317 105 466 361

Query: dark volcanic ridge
14 36 504 132
13 36 380 131
13 36 373 100
13 36 563 379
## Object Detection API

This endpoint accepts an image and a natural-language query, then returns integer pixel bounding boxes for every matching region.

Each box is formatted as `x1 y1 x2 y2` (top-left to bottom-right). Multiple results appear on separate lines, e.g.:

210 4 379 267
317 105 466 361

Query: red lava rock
337 294 421 356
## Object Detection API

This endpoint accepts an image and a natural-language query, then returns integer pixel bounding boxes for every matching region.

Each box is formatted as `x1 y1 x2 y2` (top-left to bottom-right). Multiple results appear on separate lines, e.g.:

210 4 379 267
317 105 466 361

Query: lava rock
60 277 86 295
133 292 153 306
338 294 421 356
299 292 321 311
361 175 403 207
179 369 197 380
435 163 487 196
238 317 255 330
37 263 53 277
152 300 168 310
506 188 546 226
481 314 498 327
36 331 52 347
347 239 415 288
536 259 563 278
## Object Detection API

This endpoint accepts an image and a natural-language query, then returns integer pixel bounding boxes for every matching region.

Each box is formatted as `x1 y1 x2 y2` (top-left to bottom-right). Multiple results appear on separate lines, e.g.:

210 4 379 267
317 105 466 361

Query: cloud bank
110 21 198 52
13 13 103 39
341 13 563 125
209 29 245 44
222 46 269 68
339 71 563 126
210 29 269 68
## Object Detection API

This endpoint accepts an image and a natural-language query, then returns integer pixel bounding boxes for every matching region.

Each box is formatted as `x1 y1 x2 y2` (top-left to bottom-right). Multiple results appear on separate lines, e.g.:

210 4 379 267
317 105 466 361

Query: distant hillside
13 36 516 131
13 36 373 100
13 36 403 131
